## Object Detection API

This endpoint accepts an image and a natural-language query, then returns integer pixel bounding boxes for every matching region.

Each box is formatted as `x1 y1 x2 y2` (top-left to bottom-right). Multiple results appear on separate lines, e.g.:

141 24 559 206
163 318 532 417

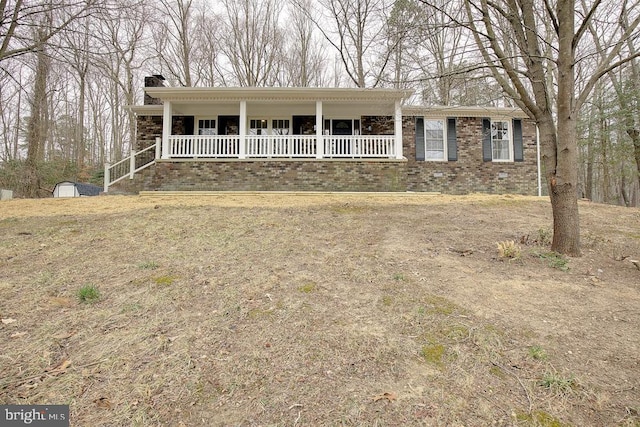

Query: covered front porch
139 87 412 160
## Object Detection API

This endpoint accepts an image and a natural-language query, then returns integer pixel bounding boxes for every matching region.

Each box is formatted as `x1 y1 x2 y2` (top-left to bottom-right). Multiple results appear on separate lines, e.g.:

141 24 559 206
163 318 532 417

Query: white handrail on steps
103 138 159 192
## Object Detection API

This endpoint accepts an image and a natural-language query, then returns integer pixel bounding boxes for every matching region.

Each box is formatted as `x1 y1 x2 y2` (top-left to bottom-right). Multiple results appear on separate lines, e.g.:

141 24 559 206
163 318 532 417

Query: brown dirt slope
0 193 638 426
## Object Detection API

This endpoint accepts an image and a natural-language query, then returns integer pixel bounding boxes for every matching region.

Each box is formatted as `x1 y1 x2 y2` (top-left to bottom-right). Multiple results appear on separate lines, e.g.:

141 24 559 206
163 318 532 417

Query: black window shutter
482 119 492 162
415 117 425 161
447 118 457 161
513 119 524 162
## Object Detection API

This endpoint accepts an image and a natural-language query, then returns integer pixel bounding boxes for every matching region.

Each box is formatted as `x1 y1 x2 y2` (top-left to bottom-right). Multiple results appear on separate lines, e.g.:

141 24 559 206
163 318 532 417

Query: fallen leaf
94 397 112 409
373 391 397 402
10 332 27 338
46 359 71 375
1 318 17 324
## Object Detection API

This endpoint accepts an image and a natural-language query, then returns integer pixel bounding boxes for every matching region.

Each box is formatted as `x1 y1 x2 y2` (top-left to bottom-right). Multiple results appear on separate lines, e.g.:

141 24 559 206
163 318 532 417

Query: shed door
58 184 77 198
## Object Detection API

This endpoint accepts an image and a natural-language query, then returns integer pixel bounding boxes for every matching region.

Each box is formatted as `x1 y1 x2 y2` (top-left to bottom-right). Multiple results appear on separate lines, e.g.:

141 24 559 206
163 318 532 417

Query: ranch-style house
104 75 540 194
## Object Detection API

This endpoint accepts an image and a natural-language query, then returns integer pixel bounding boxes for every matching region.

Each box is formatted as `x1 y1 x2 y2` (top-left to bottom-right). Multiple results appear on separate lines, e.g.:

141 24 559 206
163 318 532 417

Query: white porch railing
170 135 240 157
104 141 159 192
325 135 395 157
166 135 396 158
246 135 317 157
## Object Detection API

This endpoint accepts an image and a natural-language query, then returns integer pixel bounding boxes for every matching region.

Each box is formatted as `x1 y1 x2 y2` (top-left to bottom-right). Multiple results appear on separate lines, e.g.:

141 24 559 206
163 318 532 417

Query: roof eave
402 105 529 119
144 87 414 103
128 105 164 116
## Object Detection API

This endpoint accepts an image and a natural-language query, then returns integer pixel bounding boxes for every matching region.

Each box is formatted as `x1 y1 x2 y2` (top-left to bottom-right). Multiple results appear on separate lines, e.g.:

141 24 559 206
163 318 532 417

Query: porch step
139 190 441 198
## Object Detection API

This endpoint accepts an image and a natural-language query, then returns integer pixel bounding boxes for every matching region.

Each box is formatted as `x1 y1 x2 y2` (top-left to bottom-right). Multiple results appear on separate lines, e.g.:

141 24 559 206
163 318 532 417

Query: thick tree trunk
548 178 581 255
25 36 49 198
550 0 581 256
620 172 630 207
602 130 610 203
630 130 640 190
585 138 593 200
76 72 86 174
539 116 581 256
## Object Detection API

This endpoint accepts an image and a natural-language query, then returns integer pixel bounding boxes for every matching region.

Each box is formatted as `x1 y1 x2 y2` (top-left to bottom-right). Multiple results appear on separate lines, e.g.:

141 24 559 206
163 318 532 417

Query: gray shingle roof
55 181 102 196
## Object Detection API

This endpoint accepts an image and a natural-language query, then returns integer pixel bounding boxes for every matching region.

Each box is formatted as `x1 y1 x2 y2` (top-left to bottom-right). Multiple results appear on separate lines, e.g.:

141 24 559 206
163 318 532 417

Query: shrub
497 240 521 259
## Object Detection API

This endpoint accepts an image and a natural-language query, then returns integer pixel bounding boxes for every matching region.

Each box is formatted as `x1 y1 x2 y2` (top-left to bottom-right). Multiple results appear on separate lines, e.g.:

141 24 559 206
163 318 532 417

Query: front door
292 115 315 135
218 116 239 135
332 119 353 135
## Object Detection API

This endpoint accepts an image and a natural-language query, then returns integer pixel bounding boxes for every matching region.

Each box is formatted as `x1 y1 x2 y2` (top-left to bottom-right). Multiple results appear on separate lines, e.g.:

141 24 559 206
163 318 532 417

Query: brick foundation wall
404 116 538 195
141 159 407 192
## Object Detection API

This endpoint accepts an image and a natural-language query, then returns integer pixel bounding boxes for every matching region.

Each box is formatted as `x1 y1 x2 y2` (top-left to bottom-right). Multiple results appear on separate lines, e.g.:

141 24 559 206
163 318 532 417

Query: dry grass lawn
0 193 639 426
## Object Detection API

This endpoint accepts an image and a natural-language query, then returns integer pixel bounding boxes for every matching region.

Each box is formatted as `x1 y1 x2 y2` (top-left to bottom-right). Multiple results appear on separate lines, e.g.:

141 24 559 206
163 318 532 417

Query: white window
272 119 290 135
491 120 512 161
249 119 268 135
424 119 446 161
198 118 217 135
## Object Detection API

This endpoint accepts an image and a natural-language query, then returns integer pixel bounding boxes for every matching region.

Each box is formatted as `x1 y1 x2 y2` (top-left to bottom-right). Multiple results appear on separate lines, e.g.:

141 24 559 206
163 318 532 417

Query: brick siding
129 114 538 195
404 116 538 195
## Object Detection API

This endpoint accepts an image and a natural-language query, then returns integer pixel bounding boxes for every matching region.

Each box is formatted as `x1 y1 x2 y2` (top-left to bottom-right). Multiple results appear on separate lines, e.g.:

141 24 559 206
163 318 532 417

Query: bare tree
404 0 494 105
191 3 223 87
95 0 149 158
383 0 423 89
284 0 327 87
1 0 104 196
599 9 640 194
0 0 100 63
297 0 396 87
24 29 50 197
220 0 284 87
59 16 92 174
450 0 640 255
0 62 23 161
152 0 199 87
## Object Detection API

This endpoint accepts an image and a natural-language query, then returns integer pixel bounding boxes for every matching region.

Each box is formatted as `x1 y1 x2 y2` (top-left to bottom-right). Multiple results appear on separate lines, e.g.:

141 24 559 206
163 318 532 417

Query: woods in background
0 0 638 206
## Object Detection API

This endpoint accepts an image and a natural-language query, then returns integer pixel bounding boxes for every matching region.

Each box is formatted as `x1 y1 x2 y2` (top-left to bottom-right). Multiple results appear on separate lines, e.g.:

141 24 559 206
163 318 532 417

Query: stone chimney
143 74 165 105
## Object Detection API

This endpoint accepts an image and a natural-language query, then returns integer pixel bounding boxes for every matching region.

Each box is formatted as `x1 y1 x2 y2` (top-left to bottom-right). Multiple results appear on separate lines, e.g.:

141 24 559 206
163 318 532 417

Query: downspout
536 125 542 196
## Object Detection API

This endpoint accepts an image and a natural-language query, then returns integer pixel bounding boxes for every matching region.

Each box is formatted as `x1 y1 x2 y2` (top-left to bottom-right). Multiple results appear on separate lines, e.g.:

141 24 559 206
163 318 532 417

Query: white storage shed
53 181 102 198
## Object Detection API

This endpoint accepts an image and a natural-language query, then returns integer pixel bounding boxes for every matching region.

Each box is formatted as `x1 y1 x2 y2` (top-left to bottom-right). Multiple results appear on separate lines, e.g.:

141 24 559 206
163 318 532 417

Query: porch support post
162 101 172 159
239 100 247 159
394 100 403 159
316 100 324 159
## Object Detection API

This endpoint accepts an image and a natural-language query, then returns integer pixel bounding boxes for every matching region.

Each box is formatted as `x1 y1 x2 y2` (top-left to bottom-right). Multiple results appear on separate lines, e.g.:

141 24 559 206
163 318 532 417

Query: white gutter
537 125 542 197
